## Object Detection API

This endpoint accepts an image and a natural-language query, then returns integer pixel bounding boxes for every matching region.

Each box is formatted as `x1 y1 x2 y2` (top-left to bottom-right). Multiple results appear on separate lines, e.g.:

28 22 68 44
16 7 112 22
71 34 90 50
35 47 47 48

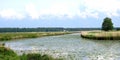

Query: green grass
19 53 63 60
81 31 120 40
0 47 20 60
0 47 63 60
0 32 71 41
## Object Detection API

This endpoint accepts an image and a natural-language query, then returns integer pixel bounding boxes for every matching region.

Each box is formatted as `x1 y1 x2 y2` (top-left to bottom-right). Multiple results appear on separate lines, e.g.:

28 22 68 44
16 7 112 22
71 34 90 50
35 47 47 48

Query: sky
0 0 120 28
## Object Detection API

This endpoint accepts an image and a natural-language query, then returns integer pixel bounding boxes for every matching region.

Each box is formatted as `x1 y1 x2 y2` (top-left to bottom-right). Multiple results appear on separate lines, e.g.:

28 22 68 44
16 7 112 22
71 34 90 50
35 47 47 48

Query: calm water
3 33 120 60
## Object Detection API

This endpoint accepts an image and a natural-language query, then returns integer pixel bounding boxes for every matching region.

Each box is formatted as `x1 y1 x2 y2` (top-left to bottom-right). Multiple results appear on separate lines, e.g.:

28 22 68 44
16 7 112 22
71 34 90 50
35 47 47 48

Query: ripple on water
4 33 120 60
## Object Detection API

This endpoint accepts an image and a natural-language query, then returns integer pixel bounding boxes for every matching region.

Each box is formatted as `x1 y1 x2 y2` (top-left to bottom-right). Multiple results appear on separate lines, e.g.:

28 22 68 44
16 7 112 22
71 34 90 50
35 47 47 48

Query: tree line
0 17 119 33
0 28 101 32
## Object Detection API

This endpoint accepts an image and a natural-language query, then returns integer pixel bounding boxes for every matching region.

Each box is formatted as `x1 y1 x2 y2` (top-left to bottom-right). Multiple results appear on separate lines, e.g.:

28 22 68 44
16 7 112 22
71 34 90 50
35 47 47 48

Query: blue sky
0 0 120 28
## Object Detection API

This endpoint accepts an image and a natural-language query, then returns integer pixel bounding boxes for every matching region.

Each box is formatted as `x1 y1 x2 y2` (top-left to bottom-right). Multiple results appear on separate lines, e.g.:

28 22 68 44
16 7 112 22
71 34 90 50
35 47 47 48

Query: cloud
0 9 25 19
25 2 81 19
24 0 101 19
25 3 39 19
1 0 120 20
83 0 120 17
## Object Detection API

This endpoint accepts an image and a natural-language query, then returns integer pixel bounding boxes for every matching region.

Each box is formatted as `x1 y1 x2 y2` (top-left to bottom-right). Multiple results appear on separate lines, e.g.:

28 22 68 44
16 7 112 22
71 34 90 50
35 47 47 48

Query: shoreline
0 46 63 60
81 31 120 40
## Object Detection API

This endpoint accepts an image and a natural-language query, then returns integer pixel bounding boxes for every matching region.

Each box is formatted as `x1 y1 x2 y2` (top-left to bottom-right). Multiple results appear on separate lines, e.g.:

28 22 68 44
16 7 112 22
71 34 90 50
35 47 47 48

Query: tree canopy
102 17 114 31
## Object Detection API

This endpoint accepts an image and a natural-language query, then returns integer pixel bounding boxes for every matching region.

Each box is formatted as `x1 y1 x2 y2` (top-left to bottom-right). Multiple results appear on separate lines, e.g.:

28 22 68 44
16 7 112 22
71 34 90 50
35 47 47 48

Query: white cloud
77 9 99 18
1 0 120 20
25 2 80 19
83 0 120 17
25 3 39 19
24 0 102 19
0 9 25 19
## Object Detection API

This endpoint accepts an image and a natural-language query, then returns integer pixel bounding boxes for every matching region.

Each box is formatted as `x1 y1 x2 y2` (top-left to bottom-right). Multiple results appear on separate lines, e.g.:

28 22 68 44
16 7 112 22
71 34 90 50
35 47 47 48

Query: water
3 33 120 60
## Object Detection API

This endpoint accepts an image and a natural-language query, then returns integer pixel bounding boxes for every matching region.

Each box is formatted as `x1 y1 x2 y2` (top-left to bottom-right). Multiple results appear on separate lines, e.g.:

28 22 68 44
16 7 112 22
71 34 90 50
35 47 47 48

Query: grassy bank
0 32 71 41
0 46 20 60
0 46 63 60
81 31 120 40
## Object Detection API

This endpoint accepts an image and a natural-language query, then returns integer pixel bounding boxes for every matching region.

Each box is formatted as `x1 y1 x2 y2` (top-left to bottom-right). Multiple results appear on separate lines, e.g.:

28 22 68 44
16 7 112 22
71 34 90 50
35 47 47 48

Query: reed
81 31 120 40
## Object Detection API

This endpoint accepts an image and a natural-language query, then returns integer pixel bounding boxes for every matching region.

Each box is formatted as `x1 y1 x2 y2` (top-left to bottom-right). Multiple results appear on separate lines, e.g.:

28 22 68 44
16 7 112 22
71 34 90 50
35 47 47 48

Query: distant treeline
116 28 120 30
0 27 102 32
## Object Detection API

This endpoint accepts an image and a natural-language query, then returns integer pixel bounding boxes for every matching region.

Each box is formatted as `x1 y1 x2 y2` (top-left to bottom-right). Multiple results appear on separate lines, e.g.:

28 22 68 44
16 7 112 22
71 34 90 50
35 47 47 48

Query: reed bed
81 31 120 40
0 32 71 41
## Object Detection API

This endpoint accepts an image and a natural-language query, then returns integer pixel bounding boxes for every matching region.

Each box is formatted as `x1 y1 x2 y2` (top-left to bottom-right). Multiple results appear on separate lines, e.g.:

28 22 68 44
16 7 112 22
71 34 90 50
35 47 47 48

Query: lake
3 33 120 60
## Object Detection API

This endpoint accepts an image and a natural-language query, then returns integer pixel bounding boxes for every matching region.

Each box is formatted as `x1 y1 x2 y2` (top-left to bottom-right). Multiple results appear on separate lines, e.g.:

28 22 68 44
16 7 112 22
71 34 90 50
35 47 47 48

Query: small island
81 17 120 40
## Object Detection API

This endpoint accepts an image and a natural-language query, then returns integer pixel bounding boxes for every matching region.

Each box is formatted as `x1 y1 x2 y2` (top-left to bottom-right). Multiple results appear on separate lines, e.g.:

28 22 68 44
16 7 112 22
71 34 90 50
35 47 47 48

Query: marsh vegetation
81 31 120 40
0 32 71 41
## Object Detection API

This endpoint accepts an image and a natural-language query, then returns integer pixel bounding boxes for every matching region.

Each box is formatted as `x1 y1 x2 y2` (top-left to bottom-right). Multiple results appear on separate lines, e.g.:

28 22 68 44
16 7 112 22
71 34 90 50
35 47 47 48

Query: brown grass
81 31 120 40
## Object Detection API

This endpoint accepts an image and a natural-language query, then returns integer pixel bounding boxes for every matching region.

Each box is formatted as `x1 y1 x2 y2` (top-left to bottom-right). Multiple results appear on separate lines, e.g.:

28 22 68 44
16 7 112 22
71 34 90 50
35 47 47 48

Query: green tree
102 17 114 31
